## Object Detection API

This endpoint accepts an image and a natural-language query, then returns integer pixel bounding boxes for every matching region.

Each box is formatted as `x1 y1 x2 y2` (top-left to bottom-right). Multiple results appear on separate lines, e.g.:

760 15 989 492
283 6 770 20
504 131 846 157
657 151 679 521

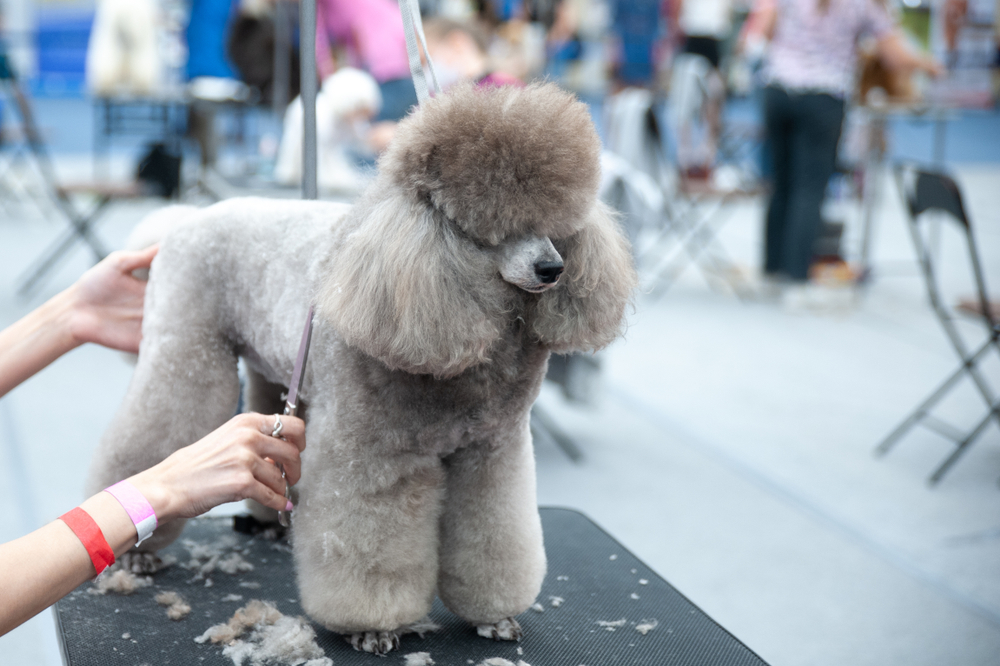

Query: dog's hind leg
86 328 241 556
437 417 546 636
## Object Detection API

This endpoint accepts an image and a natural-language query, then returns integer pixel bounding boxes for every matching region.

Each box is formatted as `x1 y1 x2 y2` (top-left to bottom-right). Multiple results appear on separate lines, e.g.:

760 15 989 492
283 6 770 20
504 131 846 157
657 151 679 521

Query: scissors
275 305 315 527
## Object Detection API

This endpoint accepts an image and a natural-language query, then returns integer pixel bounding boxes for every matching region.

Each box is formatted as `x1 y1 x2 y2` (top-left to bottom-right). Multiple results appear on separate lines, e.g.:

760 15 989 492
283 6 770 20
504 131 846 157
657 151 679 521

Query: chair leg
928 405 998 485
17 227 90 294
874 360 977 456
645 202 721 298
530 404 584 463
17 200 111 295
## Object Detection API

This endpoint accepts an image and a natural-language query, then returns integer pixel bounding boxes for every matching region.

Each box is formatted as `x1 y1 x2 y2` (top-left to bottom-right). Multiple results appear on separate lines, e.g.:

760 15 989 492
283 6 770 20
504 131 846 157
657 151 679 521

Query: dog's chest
348 343 549 456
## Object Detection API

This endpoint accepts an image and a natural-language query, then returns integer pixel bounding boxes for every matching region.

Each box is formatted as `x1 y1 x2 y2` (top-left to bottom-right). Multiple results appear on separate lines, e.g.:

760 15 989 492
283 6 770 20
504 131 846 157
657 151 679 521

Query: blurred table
854 102 958 281
92 92 189 176
54 508 769 666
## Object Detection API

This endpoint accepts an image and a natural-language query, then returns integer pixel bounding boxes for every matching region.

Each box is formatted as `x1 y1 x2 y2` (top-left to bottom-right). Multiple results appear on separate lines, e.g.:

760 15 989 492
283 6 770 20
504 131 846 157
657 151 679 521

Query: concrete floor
0 147 998 665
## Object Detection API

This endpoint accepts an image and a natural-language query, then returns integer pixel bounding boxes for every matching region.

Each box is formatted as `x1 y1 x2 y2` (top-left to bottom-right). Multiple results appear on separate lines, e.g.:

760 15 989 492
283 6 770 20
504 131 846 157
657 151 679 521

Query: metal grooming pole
300 0 318 200
272 0 291 121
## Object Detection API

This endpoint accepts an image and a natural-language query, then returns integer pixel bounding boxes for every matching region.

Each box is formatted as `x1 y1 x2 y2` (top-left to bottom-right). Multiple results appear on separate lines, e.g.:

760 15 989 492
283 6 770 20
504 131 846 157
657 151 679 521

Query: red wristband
59 507 115 576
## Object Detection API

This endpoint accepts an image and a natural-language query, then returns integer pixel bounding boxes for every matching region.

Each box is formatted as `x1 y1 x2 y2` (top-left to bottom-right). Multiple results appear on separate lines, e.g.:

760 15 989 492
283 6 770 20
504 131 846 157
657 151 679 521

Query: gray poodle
87 82 636 654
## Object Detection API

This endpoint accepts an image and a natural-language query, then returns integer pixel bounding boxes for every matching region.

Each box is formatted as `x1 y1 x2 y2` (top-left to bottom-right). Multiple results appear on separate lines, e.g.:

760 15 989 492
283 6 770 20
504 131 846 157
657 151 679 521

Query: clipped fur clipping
88 567 152 595
194 600 332 666
155 591 191 620
635 619 659 635
596 618 627 632
404 652 435 666
181 537 254 583
402 617 442 638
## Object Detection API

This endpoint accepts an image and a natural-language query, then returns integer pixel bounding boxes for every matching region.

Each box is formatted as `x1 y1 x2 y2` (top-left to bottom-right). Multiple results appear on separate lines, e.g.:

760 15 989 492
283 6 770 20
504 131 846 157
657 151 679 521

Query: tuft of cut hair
380 82 601 246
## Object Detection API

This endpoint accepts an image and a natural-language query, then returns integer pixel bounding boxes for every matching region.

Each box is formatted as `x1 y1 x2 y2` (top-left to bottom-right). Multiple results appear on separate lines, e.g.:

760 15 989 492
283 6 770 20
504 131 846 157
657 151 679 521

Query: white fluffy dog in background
85 0 161 96
274 67 382 193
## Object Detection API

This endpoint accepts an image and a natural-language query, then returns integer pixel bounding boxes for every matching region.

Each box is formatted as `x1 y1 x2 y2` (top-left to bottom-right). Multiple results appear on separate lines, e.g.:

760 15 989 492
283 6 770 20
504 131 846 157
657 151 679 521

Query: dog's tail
124 204 200 279
119 204 200 366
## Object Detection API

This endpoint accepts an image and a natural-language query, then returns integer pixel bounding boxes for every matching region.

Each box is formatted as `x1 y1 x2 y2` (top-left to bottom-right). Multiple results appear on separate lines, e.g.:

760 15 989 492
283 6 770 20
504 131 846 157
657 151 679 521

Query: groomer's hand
128 413 306 523
67 245 158 354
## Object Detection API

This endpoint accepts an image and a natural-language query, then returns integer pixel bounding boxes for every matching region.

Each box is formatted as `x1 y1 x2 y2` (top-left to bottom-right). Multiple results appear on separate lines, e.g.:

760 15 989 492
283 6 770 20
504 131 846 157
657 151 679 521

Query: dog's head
319 82 636 378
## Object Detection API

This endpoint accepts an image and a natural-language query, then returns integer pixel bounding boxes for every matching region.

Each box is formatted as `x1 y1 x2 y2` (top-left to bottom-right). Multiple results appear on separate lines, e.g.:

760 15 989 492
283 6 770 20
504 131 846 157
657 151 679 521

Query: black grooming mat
55 508 768 665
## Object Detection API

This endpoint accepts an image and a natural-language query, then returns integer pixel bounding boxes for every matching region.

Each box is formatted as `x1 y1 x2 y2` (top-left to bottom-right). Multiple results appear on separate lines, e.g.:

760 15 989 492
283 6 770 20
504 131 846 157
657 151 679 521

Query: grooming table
54 508 769 666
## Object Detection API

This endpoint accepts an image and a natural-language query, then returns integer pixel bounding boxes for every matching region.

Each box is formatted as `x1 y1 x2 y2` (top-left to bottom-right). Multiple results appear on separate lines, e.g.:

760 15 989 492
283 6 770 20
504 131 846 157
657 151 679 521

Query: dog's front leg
437 416 546 639
293 419 445 654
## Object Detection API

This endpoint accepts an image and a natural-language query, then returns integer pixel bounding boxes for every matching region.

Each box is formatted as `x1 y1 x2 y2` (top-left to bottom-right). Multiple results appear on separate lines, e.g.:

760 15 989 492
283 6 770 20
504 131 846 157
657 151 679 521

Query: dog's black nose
534 260 564 284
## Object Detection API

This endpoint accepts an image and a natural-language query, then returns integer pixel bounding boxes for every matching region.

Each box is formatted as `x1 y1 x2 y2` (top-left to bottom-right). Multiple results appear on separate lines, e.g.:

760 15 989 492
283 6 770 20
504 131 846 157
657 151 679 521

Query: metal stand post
300 0 318 200
272 0 290 120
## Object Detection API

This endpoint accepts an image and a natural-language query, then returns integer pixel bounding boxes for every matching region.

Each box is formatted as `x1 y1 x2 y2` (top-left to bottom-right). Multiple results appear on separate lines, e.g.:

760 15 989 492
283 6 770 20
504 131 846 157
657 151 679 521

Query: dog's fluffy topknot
380 82 601 246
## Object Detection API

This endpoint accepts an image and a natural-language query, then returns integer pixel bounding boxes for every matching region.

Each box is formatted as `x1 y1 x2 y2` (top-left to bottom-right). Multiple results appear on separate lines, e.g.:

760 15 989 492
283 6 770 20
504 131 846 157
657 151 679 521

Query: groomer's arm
0 245 157 398
0 413 305 636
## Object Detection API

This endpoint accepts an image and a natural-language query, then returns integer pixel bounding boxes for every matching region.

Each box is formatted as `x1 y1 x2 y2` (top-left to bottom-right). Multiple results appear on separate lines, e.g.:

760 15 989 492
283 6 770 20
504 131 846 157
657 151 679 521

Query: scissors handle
277 402 296 527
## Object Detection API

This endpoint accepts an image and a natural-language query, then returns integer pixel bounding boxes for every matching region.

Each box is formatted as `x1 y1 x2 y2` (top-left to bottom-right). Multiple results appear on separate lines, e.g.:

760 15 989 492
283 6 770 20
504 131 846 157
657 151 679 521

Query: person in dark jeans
763 86 844 281
747 0 941 290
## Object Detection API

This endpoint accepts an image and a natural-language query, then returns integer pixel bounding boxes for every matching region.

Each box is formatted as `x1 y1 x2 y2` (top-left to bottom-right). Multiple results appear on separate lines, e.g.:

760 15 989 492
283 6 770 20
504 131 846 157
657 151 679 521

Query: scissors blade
277 305 314 528
284 305 315 417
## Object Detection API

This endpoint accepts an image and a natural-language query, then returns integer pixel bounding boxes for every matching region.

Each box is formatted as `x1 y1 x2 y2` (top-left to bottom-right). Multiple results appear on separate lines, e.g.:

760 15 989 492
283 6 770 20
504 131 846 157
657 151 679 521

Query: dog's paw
476 617 523 642
119 551 163 575
347 630 400 655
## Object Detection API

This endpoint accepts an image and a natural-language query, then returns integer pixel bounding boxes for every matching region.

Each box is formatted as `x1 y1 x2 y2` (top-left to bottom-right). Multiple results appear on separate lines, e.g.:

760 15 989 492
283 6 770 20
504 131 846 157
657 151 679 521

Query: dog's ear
318 193 504 378
532 201 637 352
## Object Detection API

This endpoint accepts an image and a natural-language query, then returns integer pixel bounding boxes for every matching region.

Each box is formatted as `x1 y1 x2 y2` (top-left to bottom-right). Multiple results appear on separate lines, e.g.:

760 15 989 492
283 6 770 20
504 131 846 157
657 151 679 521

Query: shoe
809 259 860 286
782 282 855 313
754 273 789 302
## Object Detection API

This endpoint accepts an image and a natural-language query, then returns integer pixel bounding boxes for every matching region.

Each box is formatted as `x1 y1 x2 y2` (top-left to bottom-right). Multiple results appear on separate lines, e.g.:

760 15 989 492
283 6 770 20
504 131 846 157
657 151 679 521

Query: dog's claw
119 552 163 574
476 617 523 642
347 630 400 655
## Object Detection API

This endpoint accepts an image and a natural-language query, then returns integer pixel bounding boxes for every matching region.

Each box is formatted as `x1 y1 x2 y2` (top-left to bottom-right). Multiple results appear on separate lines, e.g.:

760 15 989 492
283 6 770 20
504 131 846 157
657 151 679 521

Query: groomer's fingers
250 452 290 497
115 244 159 273
249 412 306 452
242 477 294 513
250 432 302 485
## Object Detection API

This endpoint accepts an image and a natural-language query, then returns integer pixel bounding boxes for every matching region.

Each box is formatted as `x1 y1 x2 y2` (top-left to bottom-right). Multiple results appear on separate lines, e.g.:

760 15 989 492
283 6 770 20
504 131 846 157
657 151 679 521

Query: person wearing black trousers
762 85 845 281
747 0 941 294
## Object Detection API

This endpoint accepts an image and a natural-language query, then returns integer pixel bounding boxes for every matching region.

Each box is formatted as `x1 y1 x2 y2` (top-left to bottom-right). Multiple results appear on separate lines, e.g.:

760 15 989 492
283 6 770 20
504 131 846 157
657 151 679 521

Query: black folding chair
875 164 1000 484
0 53 176 295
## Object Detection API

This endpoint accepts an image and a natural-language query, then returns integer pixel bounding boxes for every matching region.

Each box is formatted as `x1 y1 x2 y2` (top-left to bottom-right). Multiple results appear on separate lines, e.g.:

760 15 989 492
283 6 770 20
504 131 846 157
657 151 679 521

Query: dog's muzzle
499 235 564 293
534 260 564 285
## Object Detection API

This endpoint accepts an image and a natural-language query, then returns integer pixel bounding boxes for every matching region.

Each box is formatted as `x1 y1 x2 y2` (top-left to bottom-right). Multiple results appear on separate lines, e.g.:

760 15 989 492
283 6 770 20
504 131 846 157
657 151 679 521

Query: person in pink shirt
315 0 416 120
749 0 940 290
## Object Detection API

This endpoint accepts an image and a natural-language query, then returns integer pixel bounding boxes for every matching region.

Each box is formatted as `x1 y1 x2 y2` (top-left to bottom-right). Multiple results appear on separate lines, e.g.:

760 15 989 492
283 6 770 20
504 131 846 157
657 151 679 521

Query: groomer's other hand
128 413 306 523
67 245 158 353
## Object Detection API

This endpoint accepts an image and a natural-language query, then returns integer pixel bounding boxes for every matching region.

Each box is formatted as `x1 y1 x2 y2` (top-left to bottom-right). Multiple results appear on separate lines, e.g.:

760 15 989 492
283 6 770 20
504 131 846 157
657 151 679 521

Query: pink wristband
104 480 158 545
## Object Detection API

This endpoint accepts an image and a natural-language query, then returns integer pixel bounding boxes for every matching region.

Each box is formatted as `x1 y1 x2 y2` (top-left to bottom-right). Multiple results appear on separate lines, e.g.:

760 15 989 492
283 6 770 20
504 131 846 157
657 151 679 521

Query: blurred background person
750 0 942 305
666 0 734 179
424 17 524 89
607 0 663 89
314 0 416 122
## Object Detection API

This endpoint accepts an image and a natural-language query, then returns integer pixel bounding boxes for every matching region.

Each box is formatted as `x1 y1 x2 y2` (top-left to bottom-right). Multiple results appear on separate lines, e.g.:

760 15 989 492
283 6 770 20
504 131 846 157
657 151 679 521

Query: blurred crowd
5 0 997 297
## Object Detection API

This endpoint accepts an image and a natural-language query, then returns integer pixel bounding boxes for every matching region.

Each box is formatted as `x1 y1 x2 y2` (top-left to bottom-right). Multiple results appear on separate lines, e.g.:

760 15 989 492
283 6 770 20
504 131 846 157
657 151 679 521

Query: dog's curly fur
87 82 635 653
